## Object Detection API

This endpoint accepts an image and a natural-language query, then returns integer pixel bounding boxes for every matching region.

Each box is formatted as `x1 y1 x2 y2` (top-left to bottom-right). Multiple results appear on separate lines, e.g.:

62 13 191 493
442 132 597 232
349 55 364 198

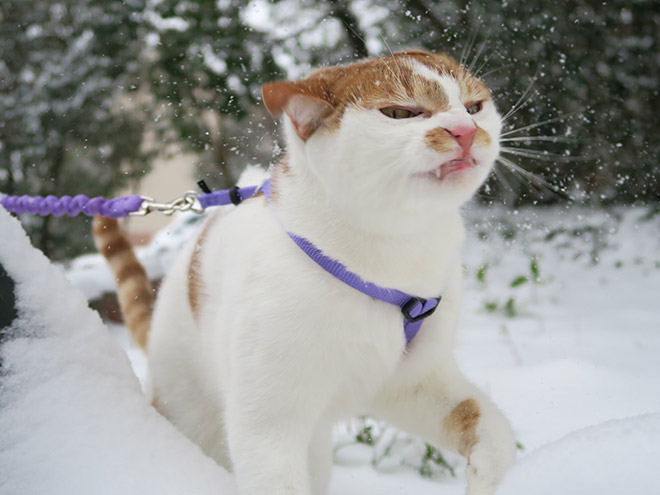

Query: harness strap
198 185 259 209
286 231 441 343
260 180 441 344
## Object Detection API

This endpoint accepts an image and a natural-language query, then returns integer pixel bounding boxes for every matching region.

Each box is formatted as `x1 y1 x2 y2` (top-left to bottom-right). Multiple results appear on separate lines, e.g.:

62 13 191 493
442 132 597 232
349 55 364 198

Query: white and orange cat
94 50 515 495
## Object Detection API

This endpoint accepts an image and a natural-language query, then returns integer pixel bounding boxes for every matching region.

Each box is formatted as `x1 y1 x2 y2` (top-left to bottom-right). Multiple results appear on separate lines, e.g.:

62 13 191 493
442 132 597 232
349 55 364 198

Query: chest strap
259 180 441 345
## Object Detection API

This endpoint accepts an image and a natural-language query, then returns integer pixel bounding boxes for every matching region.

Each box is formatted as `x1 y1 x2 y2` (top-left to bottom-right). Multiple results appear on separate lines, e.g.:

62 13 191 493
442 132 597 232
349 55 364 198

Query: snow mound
0 207 235 495
497 413 660 495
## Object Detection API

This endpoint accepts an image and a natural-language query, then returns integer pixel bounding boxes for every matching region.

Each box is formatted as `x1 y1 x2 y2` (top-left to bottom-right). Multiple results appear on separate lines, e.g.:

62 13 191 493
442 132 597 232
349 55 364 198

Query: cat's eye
379 107 421 119
466 102 483 115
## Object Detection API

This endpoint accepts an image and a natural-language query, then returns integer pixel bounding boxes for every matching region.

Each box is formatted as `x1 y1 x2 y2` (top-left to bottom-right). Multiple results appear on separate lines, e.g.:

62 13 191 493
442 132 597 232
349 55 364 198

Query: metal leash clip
130 191 205 216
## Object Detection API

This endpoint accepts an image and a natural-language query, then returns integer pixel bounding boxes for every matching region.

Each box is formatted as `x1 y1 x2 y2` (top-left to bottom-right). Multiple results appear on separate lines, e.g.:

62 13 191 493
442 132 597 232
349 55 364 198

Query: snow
2 201 660 494
496 413 660 495
144 10 189 32
0 207 236 495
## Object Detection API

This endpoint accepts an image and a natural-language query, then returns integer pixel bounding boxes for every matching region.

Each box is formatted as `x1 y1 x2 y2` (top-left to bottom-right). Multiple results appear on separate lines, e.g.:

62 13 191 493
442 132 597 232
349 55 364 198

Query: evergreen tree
144 0 284 189
252 0 659 204
0 0 147 259
2 0 658 264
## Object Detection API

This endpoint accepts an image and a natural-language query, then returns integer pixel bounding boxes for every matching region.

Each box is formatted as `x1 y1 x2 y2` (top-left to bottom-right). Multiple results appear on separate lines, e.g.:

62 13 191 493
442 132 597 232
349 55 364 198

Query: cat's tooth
435 167 442 179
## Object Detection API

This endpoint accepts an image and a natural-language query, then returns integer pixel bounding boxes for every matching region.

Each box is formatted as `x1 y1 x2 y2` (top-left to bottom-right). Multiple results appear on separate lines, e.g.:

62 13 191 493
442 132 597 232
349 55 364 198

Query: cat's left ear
262 81 334 141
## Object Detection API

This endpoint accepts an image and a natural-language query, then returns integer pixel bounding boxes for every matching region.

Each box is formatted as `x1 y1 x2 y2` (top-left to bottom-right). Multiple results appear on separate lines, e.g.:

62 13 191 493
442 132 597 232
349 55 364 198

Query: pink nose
446 125 476 154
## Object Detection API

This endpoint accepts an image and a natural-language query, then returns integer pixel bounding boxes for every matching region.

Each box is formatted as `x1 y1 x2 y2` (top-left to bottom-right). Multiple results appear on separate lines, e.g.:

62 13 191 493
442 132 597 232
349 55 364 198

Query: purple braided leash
1 181 441 344
0 194 144 218
0 184 262 219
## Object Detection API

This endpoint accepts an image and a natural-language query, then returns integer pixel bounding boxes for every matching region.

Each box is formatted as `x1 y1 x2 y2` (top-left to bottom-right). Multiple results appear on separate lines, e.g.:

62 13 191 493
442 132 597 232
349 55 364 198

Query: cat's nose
446 125 476 154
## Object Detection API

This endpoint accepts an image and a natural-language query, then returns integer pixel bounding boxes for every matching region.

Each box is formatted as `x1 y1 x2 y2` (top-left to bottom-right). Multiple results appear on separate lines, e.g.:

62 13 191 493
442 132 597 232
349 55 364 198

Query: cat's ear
262 81 334 141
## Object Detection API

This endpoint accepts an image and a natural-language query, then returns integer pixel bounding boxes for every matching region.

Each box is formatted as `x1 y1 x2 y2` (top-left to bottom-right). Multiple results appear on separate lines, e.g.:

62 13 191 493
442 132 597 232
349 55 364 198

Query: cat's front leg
226 418 332 495
372 363 515 495
226 393 316 495
223 315 340 495
308 421 333 495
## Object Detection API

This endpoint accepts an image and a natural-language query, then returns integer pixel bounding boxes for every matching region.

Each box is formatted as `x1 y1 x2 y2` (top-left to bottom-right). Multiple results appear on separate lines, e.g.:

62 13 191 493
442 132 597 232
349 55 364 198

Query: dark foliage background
0 0 147 258
1 0 658 259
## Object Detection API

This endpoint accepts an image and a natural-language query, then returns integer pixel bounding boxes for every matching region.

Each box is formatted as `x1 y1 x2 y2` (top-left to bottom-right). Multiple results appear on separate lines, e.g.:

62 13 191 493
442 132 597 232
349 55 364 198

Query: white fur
145 63 515 495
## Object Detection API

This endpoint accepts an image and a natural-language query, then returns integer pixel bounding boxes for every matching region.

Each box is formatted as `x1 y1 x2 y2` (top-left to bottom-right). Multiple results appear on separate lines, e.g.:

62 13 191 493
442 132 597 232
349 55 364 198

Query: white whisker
495 161 543 200
480 64 515 79
500 110 583 137
500 136 578 144
379 34 395 58
500 147 582 162
490 164 519 198
460 27 480 66
468 39 489 74
497 156 571 200
473 53 493 78
501 92 537 123
378 35 408 90
501 71 540 122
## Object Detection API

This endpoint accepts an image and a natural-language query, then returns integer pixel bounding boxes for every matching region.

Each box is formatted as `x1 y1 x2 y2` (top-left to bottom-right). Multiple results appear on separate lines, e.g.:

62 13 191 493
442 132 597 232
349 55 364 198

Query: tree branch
326 0 369 58
406 0 449 32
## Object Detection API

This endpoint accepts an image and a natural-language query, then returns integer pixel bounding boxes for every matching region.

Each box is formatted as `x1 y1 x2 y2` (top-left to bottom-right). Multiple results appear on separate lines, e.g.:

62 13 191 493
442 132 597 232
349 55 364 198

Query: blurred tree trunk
38 144 65 257
407 0 448 31
202 111 233 190
327 0 369 58
215 115 232 189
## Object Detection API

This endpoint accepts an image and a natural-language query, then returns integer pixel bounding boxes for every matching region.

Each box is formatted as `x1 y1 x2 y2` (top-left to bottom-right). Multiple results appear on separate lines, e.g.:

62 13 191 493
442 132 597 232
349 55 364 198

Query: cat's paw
464 435 516 495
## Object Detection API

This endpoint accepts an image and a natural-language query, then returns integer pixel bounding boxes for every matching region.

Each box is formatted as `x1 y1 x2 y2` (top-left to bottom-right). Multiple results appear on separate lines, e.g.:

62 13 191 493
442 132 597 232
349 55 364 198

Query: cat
93 50 516 495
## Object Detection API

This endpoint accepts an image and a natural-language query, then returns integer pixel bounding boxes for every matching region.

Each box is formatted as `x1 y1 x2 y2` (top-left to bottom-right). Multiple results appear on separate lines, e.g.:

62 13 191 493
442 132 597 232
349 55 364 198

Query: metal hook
130 191 204 216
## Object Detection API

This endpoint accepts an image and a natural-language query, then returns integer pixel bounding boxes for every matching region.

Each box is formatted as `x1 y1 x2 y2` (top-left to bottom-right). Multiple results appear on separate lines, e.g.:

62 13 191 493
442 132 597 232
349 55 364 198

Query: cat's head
262 51 500 222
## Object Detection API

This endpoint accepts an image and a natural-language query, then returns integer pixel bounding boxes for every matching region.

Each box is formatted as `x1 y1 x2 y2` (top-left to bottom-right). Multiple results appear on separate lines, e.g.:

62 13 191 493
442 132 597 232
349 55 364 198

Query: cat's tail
92 216 154 349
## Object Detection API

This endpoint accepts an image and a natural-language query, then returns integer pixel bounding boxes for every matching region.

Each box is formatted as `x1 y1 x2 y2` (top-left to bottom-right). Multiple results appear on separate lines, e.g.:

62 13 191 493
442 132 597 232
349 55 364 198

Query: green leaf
501 227 517 240
420 443 456 478
355 425 374 445
505 297 517 317
484 301 498 312
510 276 529 288
530 257 540 281
476 263 489 283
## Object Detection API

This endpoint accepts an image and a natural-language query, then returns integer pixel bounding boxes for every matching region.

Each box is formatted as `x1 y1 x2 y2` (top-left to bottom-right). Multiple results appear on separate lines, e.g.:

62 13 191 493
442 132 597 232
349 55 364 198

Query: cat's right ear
262 81 334 141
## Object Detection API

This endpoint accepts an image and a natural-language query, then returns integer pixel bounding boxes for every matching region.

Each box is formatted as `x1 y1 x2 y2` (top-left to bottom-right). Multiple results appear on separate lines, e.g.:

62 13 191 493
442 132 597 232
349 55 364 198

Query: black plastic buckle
228 186 242 205
402 296 442 323
197 179 212 194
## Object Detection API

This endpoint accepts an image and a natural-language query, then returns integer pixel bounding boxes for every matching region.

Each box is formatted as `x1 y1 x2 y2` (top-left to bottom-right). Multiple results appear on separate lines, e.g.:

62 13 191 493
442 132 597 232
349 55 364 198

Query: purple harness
284 232 441 344
1 182 441 344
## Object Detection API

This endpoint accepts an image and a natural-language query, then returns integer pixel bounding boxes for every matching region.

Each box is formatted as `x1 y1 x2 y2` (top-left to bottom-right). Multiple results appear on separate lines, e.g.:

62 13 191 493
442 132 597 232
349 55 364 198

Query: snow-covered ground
328 205 660 493
329 205 660 494
1 202 659 494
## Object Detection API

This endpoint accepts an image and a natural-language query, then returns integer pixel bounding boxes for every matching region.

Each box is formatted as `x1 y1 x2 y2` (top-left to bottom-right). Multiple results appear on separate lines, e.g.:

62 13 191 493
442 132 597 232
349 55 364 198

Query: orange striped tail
92 216 154 349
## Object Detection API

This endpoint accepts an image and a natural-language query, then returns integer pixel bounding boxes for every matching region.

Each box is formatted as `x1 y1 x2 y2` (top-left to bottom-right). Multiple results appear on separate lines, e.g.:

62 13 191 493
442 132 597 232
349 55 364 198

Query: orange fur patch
474 125 491 148
444 398 481 456
116 262 147 286
102 236 131 257
264 51 492 138
424 127 456 155
188 210 223 323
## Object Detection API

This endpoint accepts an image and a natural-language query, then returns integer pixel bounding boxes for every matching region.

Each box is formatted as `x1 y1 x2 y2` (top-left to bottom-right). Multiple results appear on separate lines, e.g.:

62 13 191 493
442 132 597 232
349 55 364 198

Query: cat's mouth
425 158 477 181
